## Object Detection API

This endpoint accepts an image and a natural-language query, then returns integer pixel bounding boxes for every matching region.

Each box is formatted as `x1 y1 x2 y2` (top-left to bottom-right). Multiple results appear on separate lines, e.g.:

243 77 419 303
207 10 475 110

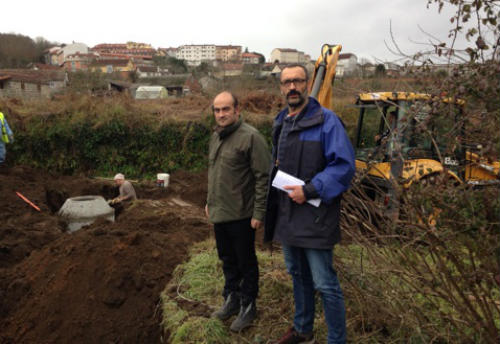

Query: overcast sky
2 0 472 63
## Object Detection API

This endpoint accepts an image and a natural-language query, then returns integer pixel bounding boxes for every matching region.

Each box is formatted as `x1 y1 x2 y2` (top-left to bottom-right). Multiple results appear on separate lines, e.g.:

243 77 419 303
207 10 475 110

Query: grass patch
161 238 310 343
161 237 499 343
170 317 230 344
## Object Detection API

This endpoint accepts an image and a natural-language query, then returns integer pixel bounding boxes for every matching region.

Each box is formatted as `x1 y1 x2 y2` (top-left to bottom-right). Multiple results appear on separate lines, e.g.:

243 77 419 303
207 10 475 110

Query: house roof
216 45 241 49
242 52 261 58
66 53 98 62
276 48 298 53
339 53 356 59
91 59 131 67
93 43 128 49
97 53 153 60
98 53 132 59
28 63 62 70
67 52 97 58
44 46 61 54
0 69 65 84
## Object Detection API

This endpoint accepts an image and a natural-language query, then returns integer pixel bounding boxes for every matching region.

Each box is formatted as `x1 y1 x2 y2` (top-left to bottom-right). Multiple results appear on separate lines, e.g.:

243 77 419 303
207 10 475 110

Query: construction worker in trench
109 173 137 216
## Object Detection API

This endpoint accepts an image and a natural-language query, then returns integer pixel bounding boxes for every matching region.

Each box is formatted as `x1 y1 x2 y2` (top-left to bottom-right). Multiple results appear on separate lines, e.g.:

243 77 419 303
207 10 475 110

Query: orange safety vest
0 112 10 143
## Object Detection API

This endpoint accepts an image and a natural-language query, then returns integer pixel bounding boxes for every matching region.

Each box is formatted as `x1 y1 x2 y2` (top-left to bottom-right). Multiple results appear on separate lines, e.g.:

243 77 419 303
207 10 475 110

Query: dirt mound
0 167 211 343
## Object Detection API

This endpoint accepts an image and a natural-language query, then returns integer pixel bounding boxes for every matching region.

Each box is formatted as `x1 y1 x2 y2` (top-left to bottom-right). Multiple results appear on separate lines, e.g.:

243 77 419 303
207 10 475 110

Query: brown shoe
274 327 315 344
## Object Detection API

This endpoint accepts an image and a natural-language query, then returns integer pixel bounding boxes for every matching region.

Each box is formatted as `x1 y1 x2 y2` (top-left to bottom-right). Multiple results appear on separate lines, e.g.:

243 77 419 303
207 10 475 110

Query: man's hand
204 204 209 218
283 185 306 204
250 218 262 230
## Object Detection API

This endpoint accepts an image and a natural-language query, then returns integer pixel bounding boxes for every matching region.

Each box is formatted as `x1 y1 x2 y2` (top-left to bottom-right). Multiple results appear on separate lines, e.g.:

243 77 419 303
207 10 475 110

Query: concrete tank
58 195 115 232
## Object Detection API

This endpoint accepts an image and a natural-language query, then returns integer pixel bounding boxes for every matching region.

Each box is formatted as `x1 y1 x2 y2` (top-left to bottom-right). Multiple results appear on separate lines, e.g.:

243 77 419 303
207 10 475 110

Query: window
21 82 25 90
355 104 397 161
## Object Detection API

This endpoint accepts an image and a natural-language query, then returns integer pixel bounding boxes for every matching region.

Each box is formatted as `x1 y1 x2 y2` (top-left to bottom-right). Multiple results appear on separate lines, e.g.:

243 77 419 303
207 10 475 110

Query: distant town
37 41 379 77
0 40 406 100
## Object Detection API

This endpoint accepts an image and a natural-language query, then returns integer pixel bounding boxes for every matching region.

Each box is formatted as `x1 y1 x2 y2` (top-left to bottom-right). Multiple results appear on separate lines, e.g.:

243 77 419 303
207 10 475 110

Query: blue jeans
0 142 5 164
282 245 346 344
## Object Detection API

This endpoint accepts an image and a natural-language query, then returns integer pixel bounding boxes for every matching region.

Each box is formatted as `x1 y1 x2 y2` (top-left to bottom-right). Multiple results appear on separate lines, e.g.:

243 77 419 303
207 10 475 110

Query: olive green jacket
207 118 270 224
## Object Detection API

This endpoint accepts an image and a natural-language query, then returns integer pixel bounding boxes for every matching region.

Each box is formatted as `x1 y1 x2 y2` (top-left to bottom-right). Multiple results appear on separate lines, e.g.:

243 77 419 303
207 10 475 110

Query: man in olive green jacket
206 91 270 332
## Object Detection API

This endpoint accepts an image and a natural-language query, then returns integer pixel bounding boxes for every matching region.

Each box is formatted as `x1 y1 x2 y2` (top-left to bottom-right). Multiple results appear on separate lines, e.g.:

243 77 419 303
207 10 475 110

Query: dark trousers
214 218 259 305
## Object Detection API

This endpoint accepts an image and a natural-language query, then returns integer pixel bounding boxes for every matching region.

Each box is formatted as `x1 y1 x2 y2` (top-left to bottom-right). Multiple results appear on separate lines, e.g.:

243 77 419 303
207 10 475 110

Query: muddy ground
0 166 211 343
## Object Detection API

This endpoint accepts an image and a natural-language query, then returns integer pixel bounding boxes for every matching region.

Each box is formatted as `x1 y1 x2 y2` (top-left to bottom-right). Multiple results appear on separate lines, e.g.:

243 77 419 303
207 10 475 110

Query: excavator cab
353 92 499 192
355 93 464 168
354 93 466 187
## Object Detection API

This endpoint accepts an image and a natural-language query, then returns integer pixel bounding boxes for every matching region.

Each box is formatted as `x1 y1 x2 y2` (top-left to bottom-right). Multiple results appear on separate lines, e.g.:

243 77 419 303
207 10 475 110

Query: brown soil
0 166 211 343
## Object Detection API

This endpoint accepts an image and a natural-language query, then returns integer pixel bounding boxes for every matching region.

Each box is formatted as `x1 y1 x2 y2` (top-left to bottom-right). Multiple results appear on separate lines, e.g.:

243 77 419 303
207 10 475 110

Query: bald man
206 91 270 332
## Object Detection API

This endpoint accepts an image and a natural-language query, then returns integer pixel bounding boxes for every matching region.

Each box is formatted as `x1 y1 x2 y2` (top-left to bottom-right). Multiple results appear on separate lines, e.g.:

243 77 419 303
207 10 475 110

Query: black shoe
211 293 240 320
230 301 256 332
274 327 315 344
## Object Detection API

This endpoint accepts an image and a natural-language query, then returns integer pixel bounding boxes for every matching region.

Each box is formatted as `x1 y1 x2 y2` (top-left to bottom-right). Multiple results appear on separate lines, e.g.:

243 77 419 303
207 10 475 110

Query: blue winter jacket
264 97 355 249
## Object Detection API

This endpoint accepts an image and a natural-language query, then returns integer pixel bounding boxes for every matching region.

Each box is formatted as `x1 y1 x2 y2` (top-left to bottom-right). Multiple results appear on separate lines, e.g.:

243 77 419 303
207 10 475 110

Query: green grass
170 317 230 344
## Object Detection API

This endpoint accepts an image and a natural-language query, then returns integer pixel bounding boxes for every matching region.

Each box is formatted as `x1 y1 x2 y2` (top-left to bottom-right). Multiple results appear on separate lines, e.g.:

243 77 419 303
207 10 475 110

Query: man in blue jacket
265 64 355 344
0 111 14 166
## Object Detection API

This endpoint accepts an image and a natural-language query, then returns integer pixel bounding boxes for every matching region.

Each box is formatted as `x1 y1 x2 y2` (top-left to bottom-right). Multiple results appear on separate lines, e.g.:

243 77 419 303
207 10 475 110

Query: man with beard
206 91 270 332
264 65 355 344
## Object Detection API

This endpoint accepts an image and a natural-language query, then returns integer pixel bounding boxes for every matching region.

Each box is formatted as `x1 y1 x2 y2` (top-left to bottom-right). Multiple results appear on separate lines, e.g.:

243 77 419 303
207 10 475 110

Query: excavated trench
0 166 210 343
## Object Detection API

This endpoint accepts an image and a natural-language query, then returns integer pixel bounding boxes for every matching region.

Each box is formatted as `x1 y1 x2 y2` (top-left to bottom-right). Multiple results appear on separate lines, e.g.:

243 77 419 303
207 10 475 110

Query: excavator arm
309 44 342 109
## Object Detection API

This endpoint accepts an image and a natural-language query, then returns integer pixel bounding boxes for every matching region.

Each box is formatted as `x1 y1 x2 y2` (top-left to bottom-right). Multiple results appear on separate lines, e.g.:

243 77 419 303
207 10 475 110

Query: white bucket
157 173 170 188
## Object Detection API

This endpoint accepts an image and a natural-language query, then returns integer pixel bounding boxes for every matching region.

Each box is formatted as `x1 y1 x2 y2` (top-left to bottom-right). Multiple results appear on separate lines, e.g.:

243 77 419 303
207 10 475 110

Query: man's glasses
280 78 307 87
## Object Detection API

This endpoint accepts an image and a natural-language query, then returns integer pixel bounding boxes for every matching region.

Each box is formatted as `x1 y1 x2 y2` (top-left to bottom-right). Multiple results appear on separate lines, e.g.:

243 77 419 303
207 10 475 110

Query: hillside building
91 43 155 60
337 53 358 77
270 48 307 64
176 44 216 66
216 45 242 62
242 52 261 64
0 69 66 99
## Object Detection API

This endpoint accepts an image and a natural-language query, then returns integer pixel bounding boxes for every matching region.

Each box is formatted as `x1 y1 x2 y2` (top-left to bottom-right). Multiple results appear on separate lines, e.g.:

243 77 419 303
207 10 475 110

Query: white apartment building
176 44 216 66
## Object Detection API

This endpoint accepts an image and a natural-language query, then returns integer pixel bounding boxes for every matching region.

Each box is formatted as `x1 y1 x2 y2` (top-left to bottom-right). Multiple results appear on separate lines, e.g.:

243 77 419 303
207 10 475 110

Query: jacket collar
275 97 324 130
216 117 242 139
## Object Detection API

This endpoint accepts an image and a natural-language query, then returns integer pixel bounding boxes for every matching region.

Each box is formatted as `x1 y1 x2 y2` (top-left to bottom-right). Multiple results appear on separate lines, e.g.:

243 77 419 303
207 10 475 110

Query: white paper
272 170 321 207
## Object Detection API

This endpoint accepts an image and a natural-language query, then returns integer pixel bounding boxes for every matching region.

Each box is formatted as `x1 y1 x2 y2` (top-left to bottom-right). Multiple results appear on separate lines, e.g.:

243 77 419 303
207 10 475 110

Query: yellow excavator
309 44 500 217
